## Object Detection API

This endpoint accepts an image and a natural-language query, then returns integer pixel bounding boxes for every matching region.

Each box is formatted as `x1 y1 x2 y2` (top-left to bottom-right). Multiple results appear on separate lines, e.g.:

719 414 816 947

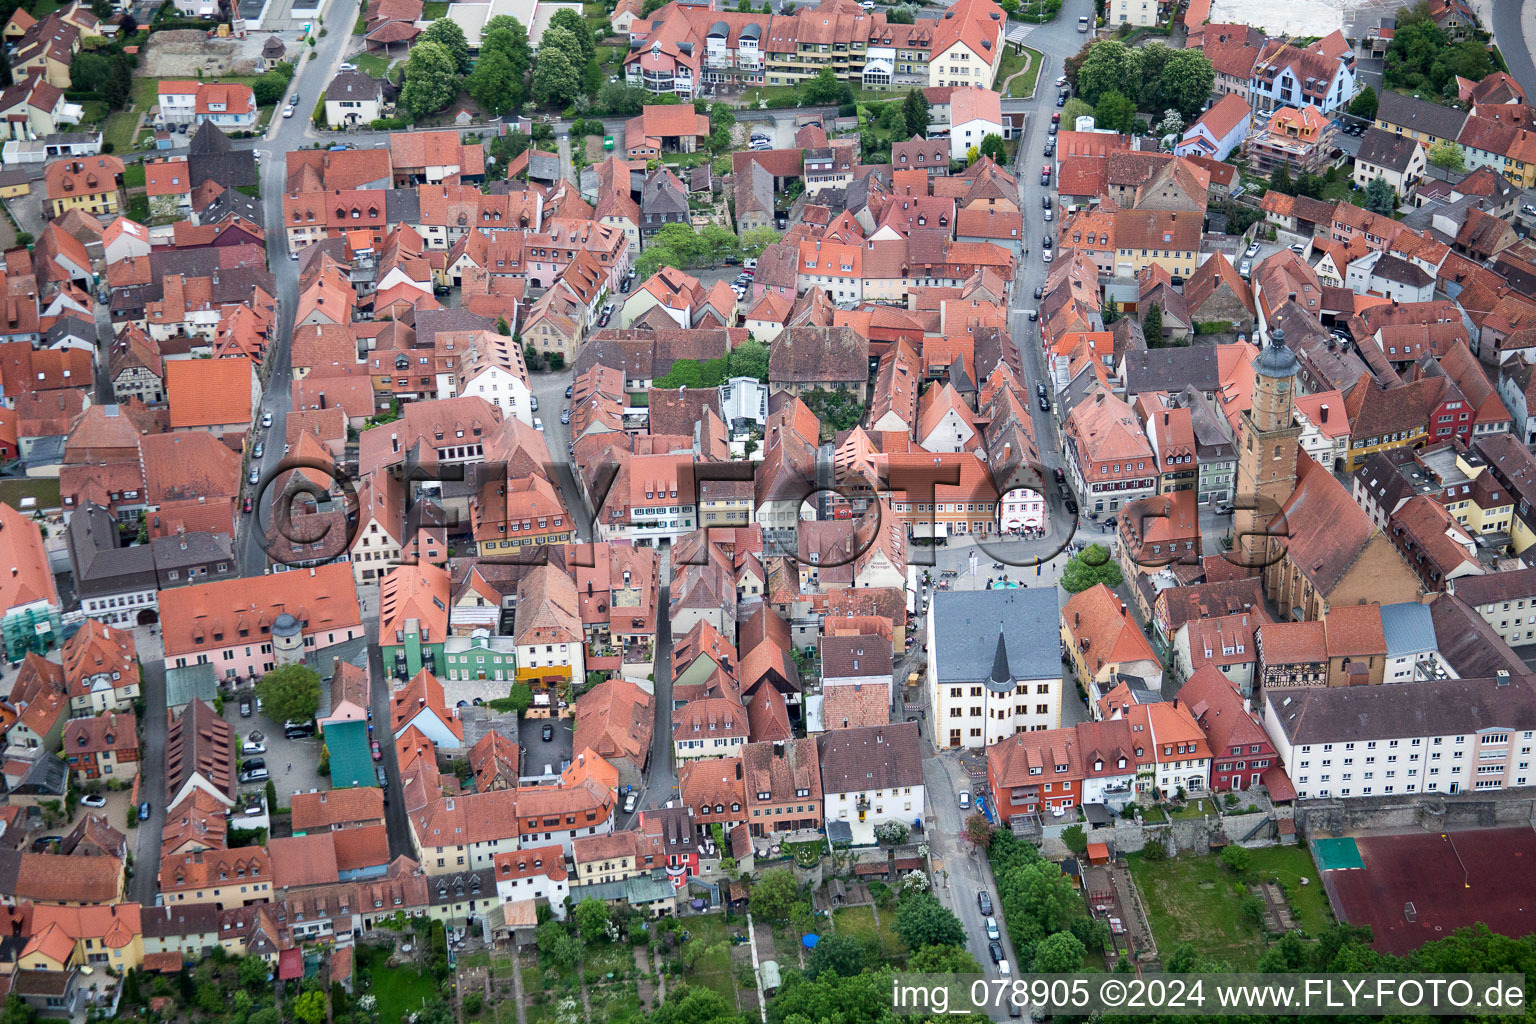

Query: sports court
1317 829 1536 955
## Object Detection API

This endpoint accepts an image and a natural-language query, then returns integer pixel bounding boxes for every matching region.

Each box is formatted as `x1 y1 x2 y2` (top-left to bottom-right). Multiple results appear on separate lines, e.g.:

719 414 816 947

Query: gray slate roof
1356 127 1421 173
1266 672 1536 745
1377 91 1469 144
930 587 1060 684
1378 600 1436 657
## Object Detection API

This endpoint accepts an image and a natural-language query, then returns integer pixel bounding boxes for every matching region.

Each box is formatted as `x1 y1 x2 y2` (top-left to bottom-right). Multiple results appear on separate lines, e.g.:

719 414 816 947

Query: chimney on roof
1498 669 1511 686
1320 403 1328 422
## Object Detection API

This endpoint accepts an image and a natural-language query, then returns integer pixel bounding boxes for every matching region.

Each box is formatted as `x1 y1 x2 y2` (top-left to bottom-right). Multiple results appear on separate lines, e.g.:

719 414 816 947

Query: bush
1141 841 1168 862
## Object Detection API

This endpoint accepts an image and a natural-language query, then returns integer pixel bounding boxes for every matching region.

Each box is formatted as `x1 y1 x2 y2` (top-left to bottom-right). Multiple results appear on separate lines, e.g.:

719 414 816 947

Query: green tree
1428 139 1466 171
596 81 647 116
1136 41 1175 110
291 990 327 1024
1076 39 1141 105
0 997 34 1024
1349 85 1378 121
399 41 459 118
877 102 906 135
908 944 982 973
531 45 582 109
978 133 1007 163
1159 48 1216 118
1060 543 1124 593
1220 843 1252 874
419 18 472 74
902 87 931 137
1365 177 1398 216
1142 302 1163 344
641 0 667 15
548 7 596 66
495 315 511 336
1268 162 1294 196
648 986 747 1024
709 102 736 154
468 46 522 115
104 56 132 111
1060 824 1088 858
805 932 876 979
749 867 799 921
71 52 112 93
1061 97 1093 126
895 892 966 950
801 66 849 105
255 664 321 725
238 955 270 988
1093 90 1136 134
485 16 532 80
1033 931 1087 972
739 226 781 255
574 897 611 943
249 1007 281 1024
253 69 292 106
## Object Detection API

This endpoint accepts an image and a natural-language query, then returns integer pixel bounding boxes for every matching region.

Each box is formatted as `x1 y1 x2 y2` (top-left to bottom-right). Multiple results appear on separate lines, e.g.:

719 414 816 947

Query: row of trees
1068 40 1216 120
399 15 540 119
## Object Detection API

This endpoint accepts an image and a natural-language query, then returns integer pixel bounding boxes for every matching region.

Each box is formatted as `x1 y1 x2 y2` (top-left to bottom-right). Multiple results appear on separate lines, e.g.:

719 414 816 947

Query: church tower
1233 328 1302 572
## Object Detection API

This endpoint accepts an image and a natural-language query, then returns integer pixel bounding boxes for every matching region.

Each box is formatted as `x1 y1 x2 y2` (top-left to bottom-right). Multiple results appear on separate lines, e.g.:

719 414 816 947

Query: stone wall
1039 811 1280 860
1294 792 1536 837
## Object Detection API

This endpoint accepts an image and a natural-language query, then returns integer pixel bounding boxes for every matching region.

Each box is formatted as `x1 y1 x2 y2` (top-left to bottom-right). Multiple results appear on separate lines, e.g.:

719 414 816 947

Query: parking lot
516 713 574 781
224 694 330 805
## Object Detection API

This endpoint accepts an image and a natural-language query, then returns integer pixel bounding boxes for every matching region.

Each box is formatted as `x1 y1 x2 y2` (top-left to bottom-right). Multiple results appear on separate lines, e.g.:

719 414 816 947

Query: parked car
252 442 264 459
240 768 270 783
988 941 1005 963
376 765 388 788
1244 241 1261 258
1027 309 1038 321
1239 259 1252 277
623 791 638 813
542 722 555 741
248 467 260 485
1040 165 1051 186
534 417 544 432
986 917 1000 941
959 791 971 809
1044 207 1053 221
1033 286 1042 299
1041 250 1052 263
81 793 106 808
1051 111 1061 124
283 106 295 118
139 801 151 821
240 697 252 717
565 384 574 399
372 740 382 761
1037 383 1047 398
1039 394 1050 410
243 758 266 772
560 409 570 425
242 496 252 514
242 739 266 755
339 62 357 72
978 890 993 915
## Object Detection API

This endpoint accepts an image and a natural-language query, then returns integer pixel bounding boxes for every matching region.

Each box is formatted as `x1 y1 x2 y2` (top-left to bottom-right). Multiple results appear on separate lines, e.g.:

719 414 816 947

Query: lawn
1007 46 1044 98
122 163 146 189
1127 852 1267 968
103 111 141 155
1245 846 1332 936
359 948 441 1024
1169 798 1215 820
353 52 394 79
422 1 448 16
673 915 738 1007
833 905 907 962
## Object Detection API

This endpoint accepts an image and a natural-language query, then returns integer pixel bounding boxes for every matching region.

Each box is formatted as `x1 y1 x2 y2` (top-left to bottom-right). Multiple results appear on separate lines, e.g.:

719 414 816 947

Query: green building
442 631 518 683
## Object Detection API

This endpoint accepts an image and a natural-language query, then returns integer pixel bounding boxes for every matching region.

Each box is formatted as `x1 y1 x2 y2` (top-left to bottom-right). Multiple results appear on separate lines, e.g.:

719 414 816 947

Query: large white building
1264 673 1536 800
927 588 1064 750
817 722 925 846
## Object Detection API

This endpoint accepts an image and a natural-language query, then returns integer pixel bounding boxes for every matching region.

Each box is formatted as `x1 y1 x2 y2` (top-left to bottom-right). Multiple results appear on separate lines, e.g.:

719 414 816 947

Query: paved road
1491 1 1536 101
129 654 168 905
235 2 357 576
913 0 1095 978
